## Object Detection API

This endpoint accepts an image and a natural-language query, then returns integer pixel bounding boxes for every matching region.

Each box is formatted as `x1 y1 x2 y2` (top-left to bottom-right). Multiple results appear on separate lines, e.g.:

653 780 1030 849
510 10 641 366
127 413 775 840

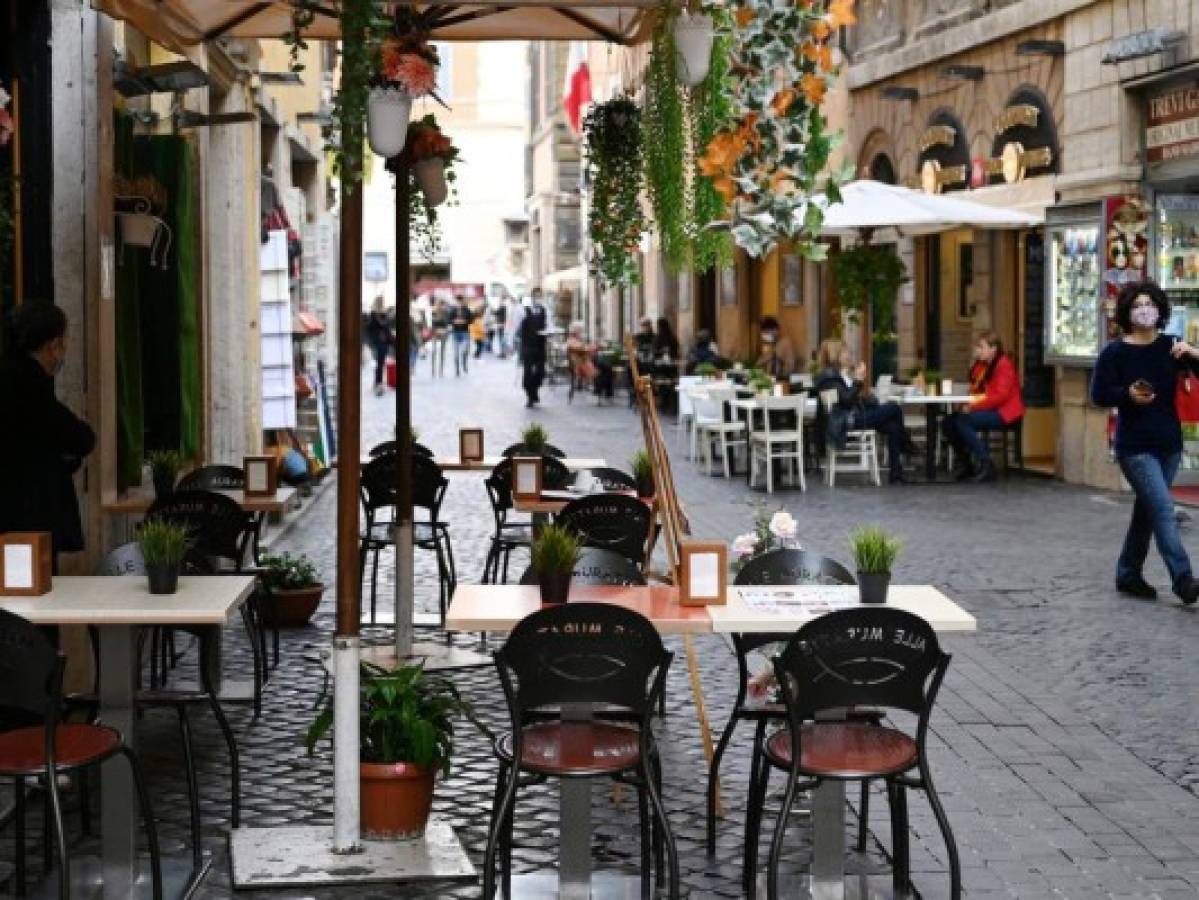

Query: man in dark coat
0 303 96 559
518 289 548 407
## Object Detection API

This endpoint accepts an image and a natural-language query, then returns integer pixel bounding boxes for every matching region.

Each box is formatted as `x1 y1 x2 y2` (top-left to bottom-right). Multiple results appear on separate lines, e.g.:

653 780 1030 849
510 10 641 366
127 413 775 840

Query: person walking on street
0 303 96 563
519 289 548 407
494 298 509 357
1092 281 1199 605
366 296 393 396
430 299 450 377
450 295 473 375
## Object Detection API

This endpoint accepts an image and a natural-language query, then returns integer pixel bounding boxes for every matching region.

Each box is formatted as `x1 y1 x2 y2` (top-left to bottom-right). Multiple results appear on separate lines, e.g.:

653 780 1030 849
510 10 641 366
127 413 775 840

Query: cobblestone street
7 353 1199 899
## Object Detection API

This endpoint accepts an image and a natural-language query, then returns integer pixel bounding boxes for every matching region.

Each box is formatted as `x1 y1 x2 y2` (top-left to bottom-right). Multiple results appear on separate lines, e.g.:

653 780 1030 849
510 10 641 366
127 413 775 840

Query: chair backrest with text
177 465 245 492
518 548 646 587
146 490 254 571
558 493 652 567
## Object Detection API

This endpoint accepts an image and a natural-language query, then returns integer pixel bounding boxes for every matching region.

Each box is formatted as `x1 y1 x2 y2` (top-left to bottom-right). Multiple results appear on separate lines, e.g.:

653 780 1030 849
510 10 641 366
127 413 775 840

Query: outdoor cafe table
431 455 607 472
446 582 976 900
0 575 257 898
893 393 973 481
101 485 298 515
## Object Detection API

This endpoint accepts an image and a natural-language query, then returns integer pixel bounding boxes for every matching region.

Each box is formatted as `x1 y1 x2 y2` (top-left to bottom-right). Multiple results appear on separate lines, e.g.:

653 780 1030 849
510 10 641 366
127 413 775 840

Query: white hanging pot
673 13 715 87
413 157 448 207
367 87 413 158
118 212 160 248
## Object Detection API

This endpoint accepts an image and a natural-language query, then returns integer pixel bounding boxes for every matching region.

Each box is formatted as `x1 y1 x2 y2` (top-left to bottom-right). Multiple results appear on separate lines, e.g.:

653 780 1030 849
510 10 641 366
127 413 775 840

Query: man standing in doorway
519 288 548 407
0 303 96 564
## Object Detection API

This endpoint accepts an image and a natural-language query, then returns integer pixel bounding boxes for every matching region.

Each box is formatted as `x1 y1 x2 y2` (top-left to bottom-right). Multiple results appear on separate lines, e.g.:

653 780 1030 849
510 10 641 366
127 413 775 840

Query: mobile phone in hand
1132 378 1154 395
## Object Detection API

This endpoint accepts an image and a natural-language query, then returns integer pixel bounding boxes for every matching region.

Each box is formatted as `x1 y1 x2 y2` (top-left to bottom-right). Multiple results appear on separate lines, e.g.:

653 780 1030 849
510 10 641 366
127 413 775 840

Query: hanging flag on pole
563 41 592 134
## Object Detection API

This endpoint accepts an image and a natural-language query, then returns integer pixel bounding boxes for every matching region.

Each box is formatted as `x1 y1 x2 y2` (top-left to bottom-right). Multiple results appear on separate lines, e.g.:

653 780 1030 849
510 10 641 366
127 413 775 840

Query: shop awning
959 177 1054 219
92 0 657 50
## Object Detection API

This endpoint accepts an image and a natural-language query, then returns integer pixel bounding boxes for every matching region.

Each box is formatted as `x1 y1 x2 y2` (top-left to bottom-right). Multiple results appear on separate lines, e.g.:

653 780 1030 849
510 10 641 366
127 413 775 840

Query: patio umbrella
809 179 1041 239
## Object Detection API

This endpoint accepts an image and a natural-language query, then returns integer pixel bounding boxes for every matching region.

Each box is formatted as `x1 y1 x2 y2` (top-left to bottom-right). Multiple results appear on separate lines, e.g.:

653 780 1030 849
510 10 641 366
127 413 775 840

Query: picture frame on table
0 532 53 597
512 456 543 502
781 252 803 307
678 541 727 607
459 428 484 463
243 456 278 497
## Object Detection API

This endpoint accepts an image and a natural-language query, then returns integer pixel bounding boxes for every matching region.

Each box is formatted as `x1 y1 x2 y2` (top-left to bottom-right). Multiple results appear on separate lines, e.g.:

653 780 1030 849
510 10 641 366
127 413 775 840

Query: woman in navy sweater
1091 280 1199 605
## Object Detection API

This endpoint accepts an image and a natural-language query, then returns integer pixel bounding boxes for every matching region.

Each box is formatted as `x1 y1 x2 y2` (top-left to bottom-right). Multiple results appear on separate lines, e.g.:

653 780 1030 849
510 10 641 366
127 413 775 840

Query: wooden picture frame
0 532 53 597
780 252 803 307
679 541 727 607
511 456 543 502
459 428 484 463
243 455 278 497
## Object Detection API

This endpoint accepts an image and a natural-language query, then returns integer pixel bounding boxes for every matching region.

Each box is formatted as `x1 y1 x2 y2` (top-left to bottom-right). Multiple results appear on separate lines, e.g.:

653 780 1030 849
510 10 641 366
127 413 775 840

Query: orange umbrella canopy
93 0 657 49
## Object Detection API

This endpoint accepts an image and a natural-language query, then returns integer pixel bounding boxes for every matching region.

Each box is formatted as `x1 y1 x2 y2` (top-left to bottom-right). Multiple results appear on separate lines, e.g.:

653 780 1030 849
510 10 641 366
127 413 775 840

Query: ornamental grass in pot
849 525 902 605
306 662 473 841
146 449 184 501
521 423 548 454
258 552 324 628
139 520 191 595
531 525 580 605
631 449 655 499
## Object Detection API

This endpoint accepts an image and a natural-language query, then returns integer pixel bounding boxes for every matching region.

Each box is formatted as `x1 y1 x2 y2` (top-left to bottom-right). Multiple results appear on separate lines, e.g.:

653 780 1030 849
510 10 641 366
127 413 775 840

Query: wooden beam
432 6 516 29
202 2 273 41
552 6 632 43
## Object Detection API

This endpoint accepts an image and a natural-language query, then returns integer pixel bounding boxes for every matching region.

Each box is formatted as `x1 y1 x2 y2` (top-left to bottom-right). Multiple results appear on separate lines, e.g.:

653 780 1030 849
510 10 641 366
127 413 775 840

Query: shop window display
1046 225 1100 361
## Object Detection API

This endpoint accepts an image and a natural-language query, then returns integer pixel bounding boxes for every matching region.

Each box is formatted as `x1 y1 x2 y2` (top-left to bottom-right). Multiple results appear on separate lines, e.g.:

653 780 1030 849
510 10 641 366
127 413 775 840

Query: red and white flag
562 41 592 134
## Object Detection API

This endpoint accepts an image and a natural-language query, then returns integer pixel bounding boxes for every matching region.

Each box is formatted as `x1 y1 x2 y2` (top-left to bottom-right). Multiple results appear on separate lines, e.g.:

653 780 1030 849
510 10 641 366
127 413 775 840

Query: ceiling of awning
92 0 657 53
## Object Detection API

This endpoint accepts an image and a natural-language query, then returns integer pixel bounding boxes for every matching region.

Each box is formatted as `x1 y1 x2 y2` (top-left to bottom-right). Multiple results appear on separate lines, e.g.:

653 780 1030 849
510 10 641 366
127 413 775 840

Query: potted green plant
630 449 655 498
924 369 942 396
521 423 548 454
531 525 581 605
258 552 324 628
694 361 718 379
849 525 902 605
749 374 774 395
305 662 473 840
139 520 191 595
146 449 184 501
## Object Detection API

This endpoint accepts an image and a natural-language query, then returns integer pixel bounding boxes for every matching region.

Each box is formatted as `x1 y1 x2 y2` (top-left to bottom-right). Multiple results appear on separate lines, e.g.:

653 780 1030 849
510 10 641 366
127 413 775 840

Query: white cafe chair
819 389 880 487
693 386 746 479
749 395 807 494
677 375 703 456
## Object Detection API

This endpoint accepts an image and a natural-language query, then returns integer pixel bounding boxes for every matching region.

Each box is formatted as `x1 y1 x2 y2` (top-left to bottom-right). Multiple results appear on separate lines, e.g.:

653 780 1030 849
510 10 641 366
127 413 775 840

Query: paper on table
690 552 720 599
515 463 537 495
246 463 268 494
736 586 858 616
3 544 34 590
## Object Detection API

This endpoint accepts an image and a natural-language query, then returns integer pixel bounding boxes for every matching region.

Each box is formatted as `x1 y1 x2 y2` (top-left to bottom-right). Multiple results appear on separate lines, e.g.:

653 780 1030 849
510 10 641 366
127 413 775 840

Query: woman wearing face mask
941 331 1025 483
1091 280 1199 605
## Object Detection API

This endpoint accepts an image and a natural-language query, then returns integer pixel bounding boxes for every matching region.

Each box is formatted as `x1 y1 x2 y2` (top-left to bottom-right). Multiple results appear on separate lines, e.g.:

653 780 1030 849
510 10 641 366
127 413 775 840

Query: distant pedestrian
449 296 473 376
470 303 488 358
366 296 392 396
519 289 548 407
0 302 96 562
493 299 508 356
1091 280 1199 605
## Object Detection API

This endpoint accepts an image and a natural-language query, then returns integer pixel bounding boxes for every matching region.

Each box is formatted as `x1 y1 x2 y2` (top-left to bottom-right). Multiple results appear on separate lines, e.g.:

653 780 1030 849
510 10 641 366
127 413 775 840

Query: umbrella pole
333 181 364 853
393 161 415 659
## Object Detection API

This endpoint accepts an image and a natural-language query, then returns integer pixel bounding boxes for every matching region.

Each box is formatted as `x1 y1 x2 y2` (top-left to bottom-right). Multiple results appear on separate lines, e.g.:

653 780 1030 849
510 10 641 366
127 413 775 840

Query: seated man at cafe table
815 338 915 484
941 331 1025 483
756 316 796 378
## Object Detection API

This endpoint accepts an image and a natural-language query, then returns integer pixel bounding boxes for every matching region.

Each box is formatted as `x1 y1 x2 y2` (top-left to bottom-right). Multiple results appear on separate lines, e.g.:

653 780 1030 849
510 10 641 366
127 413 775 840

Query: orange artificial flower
734 7 756 27
801 41 834 72
771 88 797 117
827 0 856 28
810 19 832 41
801 72 827 105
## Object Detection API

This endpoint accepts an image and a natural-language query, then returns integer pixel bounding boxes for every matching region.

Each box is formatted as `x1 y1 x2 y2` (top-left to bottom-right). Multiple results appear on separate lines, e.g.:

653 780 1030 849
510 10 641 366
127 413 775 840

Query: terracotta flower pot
413 157 448 207
147 564 180 596
857 572 890 605
539 569 572 605
259 584 324 628
360 762 435 840
673 12 714 86
367 88 412 158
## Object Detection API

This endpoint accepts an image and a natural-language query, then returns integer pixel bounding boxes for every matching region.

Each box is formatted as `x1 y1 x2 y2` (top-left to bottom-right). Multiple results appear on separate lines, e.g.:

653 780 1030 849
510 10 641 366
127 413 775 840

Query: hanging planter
584 96 648 287
399 114 461 259
366 32 439 159
367 87 413 158
114 176 173 269
673 13 714 87
412 157 447 207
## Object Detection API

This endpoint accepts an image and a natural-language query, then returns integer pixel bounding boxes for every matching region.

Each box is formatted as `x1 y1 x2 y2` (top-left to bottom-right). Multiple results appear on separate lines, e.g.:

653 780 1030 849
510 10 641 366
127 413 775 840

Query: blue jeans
452 332 470 374
943 409 1005 462
1117 451 1191 587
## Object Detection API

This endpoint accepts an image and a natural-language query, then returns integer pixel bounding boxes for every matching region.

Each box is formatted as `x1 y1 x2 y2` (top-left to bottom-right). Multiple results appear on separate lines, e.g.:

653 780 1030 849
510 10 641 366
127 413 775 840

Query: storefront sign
1146 87 1199 164
984 145 1054 184
995 104 1039 133
919 159 967 194
919 125 956 153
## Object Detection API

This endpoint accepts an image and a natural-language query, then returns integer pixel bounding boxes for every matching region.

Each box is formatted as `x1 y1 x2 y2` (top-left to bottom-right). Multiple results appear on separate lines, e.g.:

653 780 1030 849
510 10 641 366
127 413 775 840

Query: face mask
1130 305 1159 328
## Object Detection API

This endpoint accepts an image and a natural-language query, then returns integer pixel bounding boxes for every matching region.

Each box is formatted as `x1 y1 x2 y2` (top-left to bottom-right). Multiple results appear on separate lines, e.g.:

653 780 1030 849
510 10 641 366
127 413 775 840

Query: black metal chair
0 609 164 899
578 466 637 493
368 440 433 458
358 452 456 624
500 441 566 459
978 418 1025 473
518 548 647 587
176 464 245 491
708 550 870 863
482 456 572 583
557 493 652 570
484 603 679 898
751 607 960 900
146 490 267 718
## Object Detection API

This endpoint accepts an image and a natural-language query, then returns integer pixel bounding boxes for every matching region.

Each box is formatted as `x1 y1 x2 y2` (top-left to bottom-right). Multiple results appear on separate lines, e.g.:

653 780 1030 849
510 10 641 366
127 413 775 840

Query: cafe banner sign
1147 87 1199 164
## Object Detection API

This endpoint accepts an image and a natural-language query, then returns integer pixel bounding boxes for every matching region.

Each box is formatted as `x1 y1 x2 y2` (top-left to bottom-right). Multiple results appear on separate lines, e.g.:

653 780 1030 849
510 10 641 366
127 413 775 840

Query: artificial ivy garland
584 97 649 286
689 7 735 273
643 13 689 273
699 0 856 259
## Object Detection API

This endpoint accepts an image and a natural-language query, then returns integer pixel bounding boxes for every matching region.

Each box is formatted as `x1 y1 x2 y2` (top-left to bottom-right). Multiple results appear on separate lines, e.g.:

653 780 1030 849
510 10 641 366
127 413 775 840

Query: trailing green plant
694 361 718 377
749 374 773 393
146 450 184 483
521 423 548 451
924 368 942 387
404 114 461 262
849 525 902 575
259 552 321 591
138 520 192 567
282 0 318 73
531 524 581 575
830 245 908 336
584 97 648 286
643 11 689 273
305 662 474 774
690 6 735 273
630 449 654 483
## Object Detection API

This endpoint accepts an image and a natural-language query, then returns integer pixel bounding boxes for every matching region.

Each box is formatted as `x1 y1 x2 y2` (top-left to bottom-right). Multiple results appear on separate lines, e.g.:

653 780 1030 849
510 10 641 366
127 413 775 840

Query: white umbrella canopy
811 179 1041 239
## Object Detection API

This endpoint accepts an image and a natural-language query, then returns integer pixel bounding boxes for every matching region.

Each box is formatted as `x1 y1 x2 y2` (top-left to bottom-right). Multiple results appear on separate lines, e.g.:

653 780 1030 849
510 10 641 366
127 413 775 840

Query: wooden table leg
684 634 723 817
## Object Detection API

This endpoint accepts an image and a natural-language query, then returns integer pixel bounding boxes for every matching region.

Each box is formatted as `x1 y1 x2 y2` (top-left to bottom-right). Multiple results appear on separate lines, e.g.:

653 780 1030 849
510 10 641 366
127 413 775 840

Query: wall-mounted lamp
259 72 304 85
881 86 919 102
114 59 209 97
175 109 257 129
1102 28 1186 64
1016 39 1065 57
942 65 985 81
